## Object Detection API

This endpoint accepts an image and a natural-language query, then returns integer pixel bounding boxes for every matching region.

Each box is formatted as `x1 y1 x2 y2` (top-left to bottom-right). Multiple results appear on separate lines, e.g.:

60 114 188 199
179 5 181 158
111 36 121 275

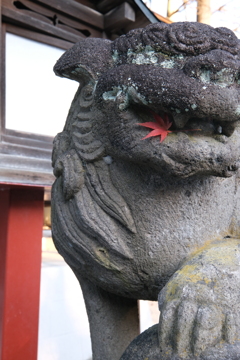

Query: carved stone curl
52 22 240 360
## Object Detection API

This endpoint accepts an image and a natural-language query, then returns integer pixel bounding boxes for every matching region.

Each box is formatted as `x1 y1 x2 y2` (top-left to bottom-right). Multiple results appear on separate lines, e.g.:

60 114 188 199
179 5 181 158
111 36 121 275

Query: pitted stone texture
112 22 239 57
52 22 240 360
121 239 240 360
120 325 240 360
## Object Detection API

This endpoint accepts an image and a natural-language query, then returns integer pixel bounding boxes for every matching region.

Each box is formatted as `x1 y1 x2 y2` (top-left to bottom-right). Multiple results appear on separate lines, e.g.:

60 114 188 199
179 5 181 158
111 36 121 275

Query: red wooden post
0 185 44 360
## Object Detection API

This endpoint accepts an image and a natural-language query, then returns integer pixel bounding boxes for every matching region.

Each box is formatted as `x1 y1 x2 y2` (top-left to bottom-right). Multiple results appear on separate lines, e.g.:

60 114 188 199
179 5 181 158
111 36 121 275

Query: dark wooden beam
2 5 84 42
97 0 124 14
74 0 97 10
33 0 104 29
133 0 159 23
104 2 135 31
124 7 150 32
54 13 102 38
6 23 74 49
5 0 102 38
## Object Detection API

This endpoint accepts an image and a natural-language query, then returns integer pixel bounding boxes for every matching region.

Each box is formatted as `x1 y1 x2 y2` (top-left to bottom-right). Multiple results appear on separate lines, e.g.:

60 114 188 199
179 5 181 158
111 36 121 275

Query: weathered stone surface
120 324 240 360
52 22 240 360
121 239 240 360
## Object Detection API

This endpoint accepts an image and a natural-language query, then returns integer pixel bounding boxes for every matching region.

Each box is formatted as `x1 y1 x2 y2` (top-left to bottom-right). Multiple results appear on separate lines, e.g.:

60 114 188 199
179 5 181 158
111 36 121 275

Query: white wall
38 251 159 360
38 259 92 360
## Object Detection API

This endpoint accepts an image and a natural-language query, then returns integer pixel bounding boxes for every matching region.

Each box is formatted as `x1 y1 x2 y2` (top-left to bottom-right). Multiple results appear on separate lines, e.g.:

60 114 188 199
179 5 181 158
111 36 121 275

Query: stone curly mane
112 22 239 57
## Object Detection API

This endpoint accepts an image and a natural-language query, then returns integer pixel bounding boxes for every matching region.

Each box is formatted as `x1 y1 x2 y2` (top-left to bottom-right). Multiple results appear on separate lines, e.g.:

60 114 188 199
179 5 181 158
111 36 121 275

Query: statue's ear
54 62 95 87
54 38 113 86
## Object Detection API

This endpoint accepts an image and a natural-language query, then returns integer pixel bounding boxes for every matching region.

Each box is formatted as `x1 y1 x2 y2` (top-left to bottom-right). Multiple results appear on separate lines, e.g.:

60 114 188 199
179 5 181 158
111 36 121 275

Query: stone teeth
217 125 222 134
172 113 189 128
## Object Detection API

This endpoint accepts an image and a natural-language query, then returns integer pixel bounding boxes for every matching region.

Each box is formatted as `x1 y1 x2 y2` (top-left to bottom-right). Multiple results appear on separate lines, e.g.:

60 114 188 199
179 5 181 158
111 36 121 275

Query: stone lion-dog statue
52 22 240 360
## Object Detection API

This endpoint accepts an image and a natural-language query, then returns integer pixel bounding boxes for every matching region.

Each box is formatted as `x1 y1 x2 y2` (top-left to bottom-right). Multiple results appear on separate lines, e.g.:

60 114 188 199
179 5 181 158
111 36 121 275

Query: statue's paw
159 290 240 359
157 239 240 359
159 298 224 358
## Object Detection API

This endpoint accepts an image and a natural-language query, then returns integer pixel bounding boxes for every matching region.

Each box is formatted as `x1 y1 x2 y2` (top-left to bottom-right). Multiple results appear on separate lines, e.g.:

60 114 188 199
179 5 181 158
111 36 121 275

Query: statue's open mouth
170 116 237 138
135 109 240 177
138 109 239 143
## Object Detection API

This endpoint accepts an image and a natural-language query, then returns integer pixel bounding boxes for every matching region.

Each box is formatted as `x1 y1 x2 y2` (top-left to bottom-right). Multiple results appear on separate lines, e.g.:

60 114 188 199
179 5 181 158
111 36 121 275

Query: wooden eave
1 0 169 44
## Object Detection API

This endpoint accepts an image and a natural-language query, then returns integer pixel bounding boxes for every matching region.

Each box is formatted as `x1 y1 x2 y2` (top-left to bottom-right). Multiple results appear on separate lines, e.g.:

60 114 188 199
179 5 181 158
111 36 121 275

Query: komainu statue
52 22 240 360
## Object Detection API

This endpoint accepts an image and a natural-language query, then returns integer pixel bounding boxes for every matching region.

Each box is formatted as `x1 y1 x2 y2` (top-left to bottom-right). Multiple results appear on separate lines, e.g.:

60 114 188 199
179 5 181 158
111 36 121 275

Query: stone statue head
51 22 240 299
53 22 240 180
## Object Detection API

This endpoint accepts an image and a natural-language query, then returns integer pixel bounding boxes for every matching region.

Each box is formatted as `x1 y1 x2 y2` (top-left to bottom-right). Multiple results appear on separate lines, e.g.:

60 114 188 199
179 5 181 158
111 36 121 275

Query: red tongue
151 111 172 130
138 112 201 143
138 112 172 143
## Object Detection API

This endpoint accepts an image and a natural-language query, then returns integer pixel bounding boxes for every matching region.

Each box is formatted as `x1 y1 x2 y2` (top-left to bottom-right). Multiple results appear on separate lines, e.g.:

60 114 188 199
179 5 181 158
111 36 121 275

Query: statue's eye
199 68 236 87
211 69 236 87
195 66 212 83
198 66 233 86
189 65 237 87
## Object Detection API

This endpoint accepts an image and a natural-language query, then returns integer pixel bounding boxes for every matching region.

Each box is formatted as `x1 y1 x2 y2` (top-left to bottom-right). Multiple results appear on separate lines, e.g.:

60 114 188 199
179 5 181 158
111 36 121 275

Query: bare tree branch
212 0 234 14
212 4 227 14
233 25 240 32
167 0 195 18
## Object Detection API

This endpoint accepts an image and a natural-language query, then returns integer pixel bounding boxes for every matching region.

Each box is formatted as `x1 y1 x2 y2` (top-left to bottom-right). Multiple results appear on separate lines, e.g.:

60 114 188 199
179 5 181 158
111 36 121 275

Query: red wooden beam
0 185 44 360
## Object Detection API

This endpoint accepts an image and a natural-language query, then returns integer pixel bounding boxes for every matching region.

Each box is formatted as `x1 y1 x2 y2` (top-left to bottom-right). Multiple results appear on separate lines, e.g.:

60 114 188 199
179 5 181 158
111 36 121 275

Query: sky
144 0 240 38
